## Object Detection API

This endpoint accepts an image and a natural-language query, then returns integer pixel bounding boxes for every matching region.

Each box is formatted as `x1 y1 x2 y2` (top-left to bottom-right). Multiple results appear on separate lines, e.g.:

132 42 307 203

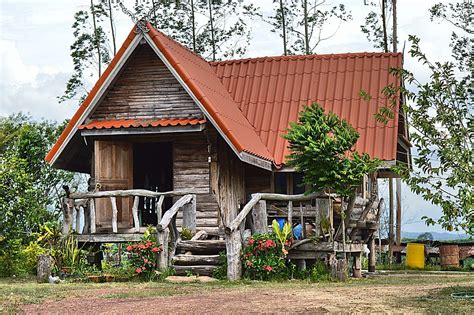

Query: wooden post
89 198 96 234
396 178 402 245
157 229 169 269
37 254 53 283
182 195 197 234
132 196 140 233
353 253 362 278
314 199 322 238
299 202 305 239
169 216 179 264
226 230 242 281
83 204 90 234
251 200 267 234
110 196 118 233
156 195 164 223
368 235 376 272
287 201 293 226
61 197 73 235
388 178 394 263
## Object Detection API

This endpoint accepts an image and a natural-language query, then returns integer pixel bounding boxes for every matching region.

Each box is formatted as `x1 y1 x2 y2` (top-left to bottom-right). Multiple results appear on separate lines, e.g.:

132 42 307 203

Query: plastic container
406 243 425 269
293 224 303 240
439 244 460 268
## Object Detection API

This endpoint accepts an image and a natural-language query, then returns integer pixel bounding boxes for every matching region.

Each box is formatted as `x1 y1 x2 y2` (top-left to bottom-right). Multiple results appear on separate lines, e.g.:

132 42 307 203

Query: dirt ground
15 274 474 314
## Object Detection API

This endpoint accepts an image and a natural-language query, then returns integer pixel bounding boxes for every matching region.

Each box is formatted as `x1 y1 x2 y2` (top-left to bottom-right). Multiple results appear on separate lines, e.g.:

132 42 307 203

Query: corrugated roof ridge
210 52 402 66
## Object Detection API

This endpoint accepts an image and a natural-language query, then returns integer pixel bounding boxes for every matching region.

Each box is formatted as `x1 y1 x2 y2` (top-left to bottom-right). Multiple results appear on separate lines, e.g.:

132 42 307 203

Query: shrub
241 233 290 280
126 240 162 280
212 251 227 280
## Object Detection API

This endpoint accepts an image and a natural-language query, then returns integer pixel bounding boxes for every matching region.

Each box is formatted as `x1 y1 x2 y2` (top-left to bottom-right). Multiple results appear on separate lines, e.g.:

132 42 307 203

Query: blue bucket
293 224 303 240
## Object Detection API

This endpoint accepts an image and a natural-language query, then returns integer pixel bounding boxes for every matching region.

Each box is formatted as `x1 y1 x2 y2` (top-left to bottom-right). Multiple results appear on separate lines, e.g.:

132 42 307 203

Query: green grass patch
404 285 474 314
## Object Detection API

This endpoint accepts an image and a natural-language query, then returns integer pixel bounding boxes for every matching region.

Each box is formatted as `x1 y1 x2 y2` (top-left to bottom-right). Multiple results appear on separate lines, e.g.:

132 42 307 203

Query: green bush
212 251 227 280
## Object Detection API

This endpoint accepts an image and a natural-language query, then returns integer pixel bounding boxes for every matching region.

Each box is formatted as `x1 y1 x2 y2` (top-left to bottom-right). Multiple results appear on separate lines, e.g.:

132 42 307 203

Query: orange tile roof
46 22 403 169
79 118 206 130
211 53 402 166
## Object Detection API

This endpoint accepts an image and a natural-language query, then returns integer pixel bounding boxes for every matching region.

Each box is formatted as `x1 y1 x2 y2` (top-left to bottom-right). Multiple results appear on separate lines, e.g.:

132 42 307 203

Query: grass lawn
1 273 473 313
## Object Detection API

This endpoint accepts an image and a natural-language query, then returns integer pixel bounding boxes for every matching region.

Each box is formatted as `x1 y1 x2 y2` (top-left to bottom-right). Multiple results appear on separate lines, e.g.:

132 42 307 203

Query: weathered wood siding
173 133 219 234
90 43 203 121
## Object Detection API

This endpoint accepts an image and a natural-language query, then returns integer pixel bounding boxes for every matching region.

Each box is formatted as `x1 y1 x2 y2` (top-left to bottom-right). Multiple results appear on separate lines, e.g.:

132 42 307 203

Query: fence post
182 194 197 234
251 200 267 234
226 230 242 281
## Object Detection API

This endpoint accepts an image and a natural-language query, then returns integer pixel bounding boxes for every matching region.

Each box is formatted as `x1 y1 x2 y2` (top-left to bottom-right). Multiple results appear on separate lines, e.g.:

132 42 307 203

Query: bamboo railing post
75 206 81 234
169 215 179 264
314 199 321 239
132 196 140 233
89 199 96 234
83 203 90 234
61 197 73 235
251 200 267 234
299 202 305 239
110 196 118 233
157 229 169 269
156 195 164 223
226 230 242 281
287 201 293 226
182 194 197 234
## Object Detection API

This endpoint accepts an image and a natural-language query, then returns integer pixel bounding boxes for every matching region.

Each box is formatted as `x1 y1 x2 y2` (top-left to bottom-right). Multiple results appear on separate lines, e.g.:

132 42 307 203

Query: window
293 173 305 194
274 172 287 194
273 172 305 194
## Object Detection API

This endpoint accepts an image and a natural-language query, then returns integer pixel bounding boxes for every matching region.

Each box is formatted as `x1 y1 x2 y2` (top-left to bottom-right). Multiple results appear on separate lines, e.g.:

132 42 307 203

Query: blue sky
0 0 466 235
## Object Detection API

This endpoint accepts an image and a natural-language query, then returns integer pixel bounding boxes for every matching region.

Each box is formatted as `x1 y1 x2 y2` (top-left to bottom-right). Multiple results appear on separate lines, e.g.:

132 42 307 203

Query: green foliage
241 234 290 280
284 103 380 197
212 251 227 280
180 227 193 241
371 2 473 234
0 114 78 276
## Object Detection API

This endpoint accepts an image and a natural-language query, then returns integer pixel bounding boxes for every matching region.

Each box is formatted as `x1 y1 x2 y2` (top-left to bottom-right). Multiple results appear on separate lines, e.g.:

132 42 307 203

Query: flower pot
104 274 115 282
87 275 105 283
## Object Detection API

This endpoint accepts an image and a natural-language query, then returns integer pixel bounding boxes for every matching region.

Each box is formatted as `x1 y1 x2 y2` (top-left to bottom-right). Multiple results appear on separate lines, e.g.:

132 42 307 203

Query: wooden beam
157 229 169 269
368 235 376 272
182 194 197 234
226 230 242 281
226 194 261 234
89 199 96 234
69 189 193 199
156 195 164 223
80 124 205 137
287 201 293 226
76 233 143 243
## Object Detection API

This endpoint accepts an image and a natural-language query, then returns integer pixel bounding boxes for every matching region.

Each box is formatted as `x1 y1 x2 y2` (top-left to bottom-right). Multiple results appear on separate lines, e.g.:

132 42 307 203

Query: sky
0 0 466 236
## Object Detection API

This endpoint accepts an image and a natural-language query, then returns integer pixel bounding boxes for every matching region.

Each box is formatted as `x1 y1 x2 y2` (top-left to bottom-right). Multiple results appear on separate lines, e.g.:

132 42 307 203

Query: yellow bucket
406 243 425 269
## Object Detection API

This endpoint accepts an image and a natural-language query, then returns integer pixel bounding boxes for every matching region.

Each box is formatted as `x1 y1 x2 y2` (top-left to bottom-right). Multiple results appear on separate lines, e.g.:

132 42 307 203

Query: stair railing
224 192 332 281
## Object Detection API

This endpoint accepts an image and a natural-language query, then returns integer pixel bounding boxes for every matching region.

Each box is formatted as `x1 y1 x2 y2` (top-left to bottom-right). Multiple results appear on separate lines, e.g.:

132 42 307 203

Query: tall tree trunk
152 0 158 27
90 0 101 76
303 0 309 54
392 0 398 52
208 0 216 61
279 0 288 56
107 0 116 56
381 0 389 53
191 0 196 52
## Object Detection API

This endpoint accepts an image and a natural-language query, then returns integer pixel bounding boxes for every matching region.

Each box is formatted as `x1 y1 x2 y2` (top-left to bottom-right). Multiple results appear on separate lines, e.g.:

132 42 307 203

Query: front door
133 142 173 226
94 140 133 232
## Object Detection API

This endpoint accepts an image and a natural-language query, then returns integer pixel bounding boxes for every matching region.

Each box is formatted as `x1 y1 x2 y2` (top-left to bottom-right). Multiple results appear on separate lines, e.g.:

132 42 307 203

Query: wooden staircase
172 240 226 276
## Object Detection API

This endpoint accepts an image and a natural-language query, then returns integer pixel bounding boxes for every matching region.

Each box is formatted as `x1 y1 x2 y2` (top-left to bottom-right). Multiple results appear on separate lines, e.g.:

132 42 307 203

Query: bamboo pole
89 199 96 234
110 197 118 233
132 196 140 233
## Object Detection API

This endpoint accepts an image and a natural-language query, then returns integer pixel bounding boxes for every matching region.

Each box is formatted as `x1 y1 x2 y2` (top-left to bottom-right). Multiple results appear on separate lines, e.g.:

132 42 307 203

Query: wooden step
176 218 218 227
174 265 217 276
172 254 220 266
177 240 226 253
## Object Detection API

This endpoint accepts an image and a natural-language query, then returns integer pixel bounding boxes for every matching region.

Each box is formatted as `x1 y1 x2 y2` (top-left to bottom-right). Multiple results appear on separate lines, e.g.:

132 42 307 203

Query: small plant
180 228 193 241
241 233 289 280
272 219 292 255
212 251 227 280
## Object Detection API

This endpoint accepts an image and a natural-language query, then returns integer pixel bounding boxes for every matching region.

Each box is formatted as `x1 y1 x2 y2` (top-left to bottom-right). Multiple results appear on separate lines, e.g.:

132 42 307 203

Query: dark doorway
133 142 173 226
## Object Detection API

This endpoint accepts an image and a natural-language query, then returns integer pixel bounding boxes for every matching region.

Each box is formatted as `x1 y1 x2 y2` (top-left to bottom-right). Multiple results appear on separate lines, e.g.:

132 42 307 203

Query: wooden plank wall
173 133 220 234
245 164 272 196
90 43 203 121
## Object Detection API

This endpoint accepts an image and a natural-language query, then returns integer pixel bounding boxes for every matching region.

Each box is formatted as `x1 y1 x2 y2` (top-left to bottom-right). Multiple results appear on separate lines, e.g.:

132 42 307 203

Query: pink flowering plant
126 240 162 279
241 233 291 280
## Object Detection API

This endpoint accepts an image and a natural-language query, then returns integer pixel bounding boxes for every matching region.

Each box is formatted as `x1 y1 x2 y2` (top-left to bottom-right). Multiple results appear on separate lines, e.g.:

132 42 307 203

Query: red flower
135 267 142 274
138 244 146 250
126 245 133 251
264 266 273 272
265 239 275 248
246 261 253 267
248 239 255 245
152 247 160 253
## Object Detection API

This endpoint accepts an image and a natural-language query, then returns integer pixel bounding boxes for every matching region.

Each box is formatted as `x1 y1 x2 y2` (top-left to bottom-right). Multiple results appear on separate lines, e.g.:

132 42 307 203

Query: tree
59 1 112 105
0 114 79 275
374 2 473 234
361 0 398 53
285 103 380 198
264 0 351 55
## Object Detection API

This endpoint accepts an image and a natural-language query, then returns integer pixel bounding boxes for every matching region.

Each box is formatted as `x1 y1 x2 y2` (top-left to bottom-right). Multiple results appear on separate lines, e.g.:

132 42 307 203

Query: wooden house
47 23 410 279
